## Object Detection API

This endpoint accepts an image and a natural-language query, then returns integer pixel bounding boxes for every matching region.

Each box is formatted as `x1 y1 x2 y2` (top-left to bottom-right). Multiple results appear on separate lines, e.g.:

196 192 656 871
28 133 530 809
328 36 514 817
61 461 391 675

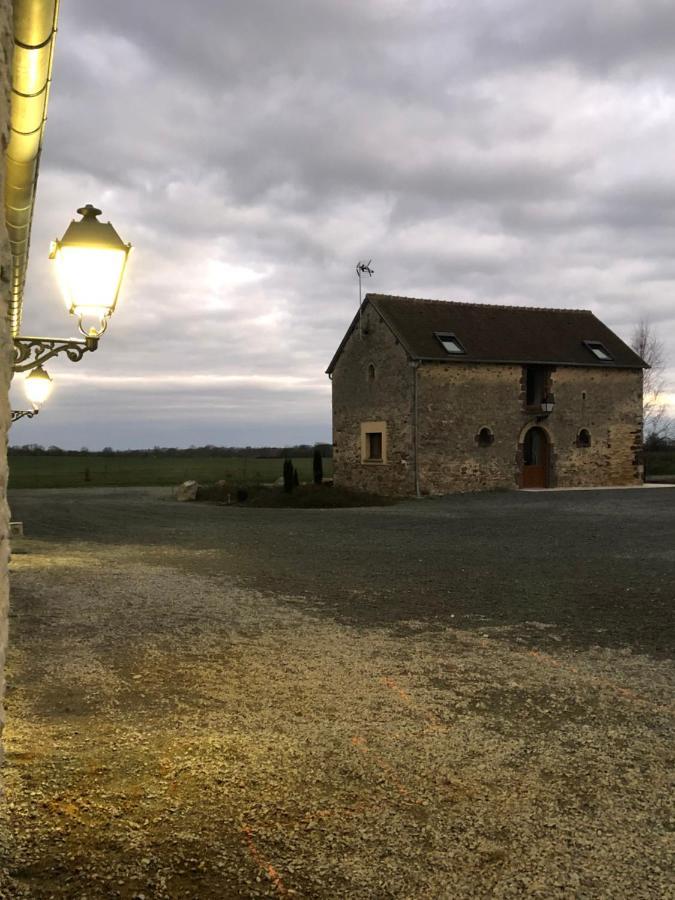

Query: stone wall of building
416 362 643 493
550 365 643 487
0 0 12 739
416 362 523 494
331 307 416 495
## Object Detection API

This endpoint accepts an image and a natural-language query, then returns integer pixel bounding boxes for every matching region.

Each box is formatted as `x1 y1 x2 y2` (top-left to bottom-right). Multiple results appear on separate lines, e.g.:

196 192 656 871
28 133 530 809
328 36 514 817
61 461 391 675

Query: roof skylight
584 341 613 361
435 332 465 355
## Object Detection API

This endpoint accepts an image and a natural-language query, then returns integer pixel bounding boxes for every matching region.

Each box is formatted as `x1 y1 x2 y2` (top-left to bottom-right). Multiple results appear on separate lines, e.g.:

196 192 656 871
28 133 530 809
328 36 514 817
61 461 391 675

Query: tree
312 448 323 485
631 319 671 443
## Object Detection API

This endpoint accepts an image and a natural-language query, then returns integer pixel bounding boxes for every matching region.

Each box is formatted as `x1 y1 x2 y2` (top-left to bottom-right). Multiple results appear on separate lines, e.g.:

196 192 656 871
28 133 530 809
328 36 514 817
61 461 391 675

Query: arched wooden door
522 426 549 488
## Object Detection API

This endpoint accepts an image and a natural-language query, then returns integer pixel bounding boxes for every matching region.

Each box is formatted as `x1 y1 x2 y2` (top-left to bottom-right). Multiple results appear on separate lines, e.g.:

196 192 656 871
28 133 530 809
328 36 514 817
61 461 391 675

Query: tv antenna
356 260 374 339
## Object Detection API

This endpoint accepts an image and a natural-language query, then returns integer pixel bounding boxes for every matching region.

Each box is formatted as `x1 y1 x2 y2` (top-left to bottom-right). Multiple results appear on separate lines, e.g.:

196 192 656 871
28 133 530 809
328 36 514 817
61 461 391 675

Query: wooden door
522 427 549 488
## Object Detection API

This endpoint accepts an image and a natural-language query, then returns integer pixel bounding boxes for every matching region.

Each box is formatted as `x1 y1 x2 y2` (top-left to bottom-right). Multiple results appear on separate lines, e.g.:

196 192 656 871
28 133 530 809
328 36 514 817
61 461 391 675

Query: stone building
327 294 646 495
0 1 59 731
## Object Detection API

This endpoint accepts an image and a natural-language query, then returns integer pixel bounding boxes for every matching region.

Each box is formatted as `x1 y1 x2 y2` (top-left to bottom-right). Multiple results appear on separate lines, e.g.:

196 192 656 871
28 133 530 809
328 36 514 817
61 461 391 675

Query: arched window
477 426 494 447
367 363 376 382
576 428 591 448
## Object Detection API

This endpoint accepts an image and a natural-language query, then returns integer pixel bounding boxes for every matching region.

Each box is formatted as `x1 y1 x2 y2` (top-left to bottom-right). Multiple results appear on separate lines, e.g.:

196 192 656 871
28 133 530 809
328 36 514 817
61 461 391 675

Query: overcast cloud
10 0 675 449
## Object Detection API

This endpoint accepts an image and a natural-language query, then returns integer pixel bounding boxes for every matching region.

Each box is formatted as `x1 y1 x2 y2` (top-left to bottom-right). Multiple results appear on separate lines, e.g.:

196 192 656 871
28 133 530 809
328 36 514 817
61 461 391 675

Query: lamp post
13 205 131 373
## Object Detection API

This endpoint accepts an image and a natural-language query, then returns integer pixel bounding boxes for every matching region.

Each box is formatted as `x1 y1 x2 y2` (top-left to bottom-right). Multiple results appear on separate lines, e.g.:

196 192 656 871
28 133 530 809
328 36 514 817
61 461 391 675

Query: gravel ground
0 486 673 898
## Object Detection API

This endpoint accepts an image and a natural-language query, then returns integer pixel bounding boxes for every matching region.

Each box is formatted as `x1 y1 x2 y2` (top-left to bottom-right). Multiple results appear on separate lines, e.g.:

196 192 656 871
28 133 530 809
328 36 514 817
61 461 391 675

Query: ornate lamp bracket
13 335 99 373
11 409 39 423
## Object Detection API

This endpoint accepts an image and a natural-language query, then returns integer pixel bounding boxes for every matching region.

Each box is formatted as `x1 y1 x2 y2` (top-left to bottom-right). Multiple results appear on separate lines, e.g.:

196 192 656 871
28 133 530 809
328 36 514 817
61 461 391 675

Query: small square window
584 341 613 361
361 420 387 464
435 332 465 355
366 432 382 460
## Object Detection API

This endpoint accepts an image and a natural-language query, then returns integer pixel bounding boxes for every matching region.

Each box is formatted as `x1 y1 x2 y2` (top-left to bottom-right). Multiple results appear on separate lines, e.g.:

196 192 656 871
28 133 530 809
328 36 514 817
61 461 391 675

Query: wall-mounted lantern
13 204 131 373
537 395 555 419
10 365 53 424
50 204 131 338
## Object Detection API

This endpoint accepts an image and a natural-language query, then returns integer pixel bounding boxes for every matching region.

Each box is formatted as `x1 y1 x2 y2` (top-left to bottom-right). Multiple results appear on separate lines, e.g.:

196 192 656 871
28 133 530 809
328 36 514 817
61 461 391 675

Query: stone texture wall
0 0 12 739
417 362 642 493
331 307 416 495
416 362 524 493
550 366 643 487
331 312 644 496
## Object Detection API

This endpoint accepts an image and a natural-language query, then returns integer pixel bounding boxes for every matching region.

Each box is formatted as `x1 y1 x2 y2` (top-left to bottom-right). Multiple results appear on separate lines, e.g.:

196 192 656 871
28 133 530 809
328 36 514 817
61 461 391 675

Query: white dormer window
584 340 613 361
435 332 465 355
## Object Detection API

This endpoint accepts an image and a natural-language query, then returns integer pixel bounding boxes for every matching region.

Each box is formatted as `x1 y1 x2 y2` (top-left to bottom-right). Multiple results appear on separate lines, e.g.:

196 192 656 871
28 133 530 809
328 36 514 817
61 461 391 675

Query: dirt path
0 489 673 897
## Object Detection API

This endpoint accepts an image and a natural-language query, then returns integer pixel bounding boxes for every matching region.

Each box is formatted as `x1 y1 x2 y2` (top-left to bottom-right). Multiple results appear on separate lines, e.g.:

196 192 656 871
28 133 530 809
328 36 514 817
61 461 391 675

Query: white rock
174 480 199 501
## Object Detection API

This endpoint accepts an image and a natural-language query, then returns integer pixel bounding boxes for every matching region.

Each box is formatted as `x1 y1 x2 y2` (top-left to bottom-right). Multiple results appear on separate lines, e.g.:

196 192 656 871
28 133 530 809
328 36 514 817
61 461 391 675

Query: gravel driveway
1 486 673 898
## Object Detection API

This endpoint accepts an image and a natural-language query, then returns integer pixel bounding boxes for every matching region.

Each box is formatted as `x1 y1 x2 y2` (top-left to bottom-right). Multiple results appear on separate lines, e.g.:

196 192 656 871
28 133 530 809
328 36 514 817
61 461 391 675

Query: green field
9 450 673 490
8 456 333 490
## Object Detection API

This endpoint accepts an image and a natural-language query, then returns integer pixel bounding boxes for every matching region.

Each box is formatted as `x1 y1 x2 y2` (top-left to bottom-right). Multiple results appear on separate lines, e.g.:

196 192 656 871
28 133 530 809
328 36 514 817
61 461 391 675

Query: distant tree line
8 442 333 458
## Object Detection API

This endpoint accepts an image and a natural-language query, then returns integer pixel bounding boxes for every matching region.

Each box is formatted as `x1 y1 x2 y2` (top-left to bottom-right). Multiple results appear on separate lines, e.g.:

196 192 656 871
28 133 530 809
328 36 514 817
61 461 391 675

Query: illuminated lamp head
24 365 53 408
50 204 131 338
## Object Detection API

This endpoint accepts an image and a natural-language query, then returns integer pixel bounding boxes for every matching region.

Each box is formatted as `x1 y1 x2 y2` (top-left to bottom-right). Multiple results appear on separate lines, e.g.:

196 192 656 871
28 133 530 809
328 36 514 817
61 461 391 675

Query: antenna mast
355 260 374 339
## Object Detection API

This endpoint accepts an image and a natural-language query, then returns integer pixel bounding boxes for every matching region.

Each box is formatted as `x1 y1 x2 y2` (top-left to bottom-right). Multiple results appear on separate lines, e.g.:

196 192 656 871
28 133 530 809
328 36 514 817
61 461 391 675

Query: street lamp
13 204 131 373
10 365 53 424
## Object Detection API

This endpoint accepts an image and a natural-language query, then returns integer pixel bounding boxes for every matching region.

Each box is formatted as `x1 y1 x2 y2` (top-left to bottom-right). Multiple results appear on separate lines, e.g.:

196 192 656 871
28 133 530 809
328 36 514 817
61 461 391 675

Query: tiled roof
327 294 647 372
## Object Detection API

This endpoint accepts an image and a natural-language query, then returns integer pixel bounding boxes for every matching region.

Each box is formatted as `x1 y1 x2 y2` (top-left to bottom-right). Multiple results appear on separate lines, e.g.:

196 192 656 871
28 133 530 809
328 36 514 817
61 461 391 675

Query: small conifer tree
283 459 294 492
313 448 323 485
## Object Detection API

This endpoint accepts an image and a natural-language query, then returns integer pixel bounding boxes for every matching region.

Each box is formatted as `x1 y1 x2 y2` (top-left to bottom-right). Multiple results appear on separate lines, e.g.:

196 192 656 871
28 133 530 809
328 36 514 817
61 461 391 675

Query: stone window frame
576 428 591 448
367 363 376 382
476 426 495 447
360 421 388 465
522 365 553 410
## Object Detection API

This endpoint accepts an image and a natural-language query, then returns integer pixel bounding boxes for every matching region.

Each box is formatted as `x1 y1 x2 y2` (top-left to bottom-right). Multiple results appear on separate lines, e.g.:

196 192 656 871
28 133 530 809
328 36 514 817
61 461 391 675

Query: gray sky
11 0 675 449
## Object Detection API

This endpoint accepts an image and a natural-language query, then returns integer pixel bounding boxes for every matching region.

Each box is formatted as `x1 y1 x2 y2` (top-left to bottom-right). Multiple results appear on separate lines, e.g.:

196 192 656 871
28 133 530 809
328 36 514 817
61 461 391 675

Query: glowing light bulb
24 365 53 407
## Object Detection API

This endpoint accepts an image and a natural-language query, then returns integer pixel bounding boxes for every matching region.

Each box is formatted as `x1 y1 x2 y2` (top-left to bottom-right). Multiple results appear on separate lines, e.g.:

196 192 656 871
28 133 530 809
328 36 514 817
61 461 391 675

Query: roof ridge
367 293 594 315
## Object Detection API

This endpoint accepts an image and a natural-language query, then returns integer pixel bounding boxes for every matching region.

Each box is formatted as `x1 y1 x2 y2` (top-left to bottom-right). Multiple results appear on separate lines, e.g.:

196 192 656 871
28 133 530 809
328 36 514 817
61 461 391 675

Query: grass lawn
8 455 332 490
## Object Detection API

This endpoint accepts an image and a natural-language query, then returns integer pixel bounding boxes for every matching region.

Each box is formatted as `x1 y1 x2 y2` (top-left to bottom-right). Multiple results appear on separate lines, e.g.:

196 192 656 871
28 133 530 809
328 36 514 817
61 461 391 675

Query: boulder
175 480 199 501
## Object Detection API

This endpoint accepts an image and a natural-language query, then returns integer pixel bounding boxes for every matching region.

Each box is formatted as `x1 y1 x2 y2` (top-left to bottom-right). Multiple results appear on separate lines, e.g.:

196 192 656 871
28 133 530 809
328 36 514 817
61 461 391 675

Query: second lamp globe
24 365 53 407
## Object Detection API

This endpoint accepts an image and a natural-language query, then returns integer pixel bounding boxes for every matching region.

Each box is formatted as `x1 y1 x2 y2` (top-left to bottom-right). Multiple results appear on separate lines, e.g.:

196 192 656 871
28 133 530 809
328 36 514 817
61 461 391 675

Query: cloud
14 0 675 449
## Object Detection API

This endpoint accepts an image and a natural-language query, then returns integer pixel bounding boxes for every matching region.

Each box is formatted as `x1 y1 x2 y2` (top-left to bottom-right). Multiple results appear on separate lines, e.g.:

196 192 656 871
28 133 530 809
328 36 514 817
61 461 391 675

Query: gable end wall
331 307 415 495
